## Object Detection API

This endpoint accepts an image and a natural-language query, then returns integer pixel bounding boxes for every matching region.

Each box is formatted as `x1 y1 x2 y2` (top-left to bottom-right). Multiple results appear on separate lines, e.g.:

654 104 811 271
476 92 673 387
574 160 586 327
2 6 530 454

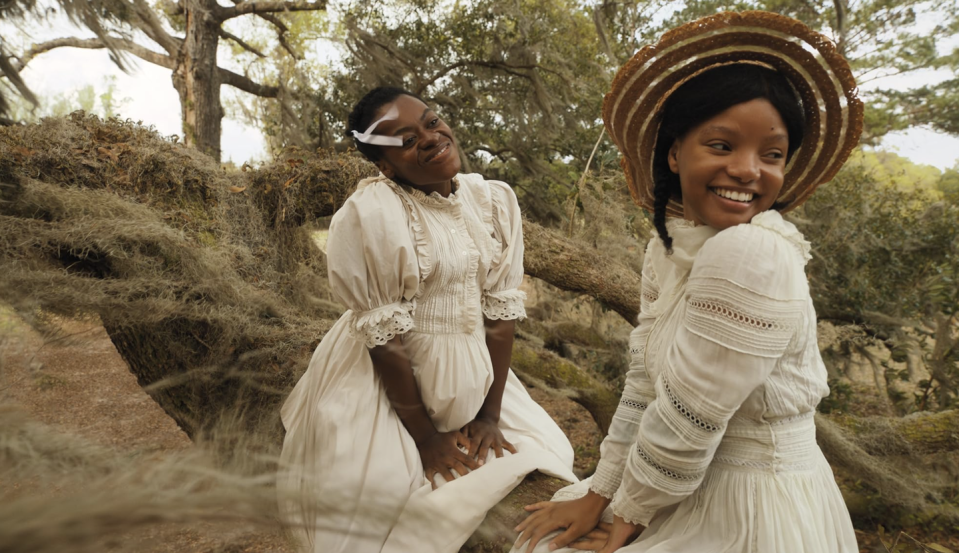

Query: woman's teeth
712 188 754 203
428 144 449 162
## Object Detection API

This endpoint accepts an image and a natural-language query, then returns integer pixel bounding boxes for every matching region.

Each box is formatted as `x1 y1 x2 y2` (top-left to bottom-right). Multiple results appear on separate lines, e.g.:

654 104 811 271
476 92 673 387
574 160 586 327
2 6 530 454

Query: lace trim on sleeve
662 373 722 433
614 395 648 425
684 283 800 358
482 289 527 321
634 443 705 482
348 300 416 348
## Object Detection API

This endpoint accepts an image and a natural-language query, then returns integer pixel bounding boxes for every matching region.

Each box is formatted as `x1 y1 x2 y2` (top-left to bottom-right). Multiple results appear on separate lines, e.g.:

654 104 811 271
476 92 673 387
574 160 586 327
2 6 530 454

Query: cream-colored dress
279 173 576 553
514 212 857 553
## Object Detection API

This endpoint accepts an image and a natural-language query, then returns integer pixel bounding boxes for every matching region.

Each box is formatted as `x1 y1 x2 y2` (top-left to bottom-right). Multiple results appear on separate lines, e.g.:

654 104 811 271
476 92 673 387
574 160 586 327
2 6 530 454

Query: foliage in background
797 151 959 411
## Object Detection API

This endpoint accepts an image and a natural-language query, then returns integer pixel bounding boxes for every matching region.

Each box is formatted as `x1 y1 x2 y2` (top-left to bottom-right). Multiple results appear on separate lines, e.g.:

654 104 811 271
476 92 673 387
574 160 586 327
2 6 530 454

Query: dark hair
651 64 805 251
346 86 426 163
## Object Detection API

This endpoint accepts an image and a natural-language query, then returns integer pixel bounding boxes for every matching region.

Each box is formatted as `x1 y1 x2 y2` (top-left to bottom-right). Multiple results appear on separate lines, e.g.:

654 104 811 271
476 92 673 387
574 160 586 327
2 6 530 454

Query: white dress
279 173 576 553
513 212 858 553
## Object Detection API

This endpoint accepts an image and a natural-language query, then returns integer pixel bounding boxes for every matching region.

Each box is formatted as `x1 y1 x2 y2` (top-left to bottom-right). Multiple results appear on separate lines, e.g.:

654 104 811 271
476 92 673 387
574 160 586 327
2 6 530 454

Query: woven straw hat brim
603 11 864 217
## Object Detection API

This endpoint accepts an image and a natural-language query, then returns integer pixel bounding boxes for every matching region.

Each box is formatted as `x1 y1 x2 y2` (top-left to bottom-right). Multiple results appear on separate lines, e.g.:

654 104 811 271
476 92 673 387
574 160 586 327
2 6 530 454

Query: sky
3 9 959 170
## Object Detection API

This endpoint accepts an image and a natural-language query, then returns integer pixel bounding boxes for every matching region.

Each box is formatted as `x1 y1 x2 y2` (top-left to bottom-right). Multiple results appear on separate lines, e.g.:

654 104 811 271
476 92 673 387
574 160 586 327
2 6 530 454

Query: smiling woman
277 87 576 553
511 11 865 553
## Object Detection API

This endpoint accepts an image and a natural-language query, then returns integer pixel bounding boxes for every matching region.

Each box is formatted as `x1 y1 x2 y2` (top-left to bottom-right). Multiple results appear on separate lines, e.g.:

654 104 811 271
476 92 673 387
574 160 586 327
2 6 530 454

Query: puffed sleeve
327 182 420 348
589 240 660 499
610 222 809 526
482 179 527 321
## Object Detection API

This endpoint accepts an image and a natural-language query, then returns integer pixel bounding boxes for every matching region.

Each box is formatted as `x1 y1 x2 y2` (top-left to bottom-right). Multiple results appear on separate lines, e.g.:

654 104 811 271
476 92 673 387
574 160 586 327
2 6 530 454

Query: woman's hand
513 491 609 552
462 416 517 464
568 522 612 550
417 430 481 488
594 515 643 553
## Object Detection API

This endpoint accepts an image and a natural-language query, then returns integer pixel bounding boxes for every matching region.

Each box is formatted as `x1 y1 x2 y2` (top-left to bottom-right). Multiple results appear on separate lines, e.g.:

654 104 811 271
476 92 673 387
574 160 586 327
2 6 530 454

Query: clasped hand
418 416 516 489
514 491 643 552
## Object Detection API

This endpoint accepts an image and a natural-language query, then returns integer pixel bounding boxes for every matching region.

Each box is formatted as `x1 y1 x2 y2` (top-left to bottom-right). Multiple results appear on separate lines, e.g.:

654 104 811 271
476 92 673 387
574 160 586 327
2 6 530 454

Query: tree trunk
173 0 223 162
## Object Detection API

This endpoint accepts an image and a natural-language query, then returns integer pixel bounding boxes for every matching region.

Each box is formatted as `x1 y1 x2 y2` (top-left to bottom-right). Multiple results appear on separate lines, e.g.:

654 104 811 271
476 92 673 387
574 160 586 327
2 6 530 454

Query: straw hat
603 11 864 217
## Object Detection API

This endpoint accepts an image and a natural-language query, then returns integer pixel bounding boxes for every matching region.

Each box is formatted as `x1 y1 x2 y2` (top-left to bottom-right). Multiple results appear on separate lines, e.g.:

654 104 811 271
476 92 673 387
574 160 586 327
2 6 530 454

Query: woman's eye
428 118 439 127
708 143 730 151
765 151 785 160
403 136 416 146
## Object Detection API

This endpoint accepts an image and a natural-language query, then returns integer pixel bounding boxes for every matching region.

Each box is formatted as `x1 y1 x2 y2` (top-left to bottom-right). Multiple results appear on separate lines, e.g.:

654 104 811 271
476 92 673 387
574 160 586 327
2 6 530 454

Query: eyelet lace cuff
482 289 527 321
348 300 415 348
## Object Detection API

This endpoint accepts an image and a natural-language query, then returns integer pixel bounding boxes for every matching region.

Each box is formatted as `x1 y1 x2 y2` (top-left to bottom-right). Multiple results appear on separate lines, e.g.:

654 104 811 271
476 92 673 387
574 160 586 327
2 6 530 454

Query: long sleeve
610 223 809 525
327 182 421 348
481 179 527 321
589 241 661 499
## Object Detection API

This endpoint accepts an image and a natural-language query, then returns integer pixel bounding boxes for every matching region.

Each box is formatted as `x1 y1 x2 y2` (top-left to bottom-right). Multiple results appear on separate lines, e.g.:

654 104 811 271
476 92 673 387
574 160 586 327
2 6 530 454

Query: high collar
661 218 719 272
357 173 460 208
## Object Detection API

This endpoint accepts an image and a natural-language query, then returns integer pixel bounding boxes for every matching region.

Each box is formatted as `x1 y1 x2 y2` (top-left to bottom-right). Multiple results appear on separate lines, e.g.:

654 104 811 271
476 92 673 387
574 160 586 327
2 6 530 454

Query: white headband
351 105 403 147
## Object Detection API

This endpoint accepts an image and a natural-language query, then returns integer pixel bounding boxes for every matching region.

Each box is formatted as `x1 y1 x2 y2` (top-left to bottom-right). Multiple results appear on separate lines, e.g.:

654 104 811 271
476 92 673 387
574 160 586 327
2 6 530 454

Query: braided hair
346 87 427 163
650 64 805 252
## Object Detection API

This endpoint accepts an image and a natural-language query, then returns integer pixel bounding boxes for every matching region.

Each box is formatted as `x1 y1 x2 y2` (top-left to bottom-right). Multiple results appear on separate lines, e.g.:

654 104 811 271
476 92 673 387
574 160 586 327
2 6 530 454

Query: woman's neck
404 178 455 198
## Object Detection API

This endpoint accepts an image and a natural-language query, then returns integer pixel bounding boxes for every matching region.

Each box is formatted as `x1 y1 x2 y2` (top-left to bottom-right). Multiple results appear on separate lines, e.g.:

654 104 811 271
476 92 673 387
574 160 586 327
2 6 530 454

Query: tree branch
230 1 300 60
215 1 326 21
523 220 642 324
130 0 181 55
219 28 267 58
17 37 177 72
219 69 279 97
16 36 280 99
0 44 38 106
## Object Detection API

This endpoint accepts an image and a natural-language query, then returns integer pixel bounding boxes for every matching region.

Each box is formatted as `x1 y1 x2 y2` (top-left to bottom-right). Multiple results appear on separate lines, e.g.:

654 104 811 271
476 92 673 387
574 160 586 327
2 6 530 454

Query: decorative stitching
713 456 817 472
770 411 814 426
635 444 703 481
482 291 527 321
620 397 648 411
349 309 415 348
687 298 795 332
641 288 659 306
663 375 721 432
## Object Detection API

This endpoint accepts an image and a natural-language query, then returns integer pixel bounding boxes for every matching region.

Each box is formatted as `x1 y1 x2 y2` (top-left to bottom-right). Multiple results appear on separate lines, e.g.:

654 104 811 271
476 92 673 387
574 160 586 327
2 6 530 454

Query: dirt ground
1 312 956 552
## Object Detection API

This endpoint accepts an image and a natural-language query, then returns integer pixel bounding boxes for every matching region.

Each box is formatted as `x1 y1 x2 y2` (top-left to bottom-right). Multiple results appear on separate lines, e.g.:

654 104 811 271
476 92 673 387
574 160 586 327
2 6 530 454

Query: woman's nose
418 129 441 149
726 152 761 182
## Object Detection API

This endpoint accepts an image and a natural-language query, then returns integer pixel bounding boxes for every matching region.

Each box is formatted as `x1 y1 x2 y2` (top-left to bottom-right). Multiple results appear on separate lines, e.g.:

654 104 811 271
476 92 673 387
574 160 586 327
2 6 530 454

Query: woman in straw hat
278 87 576 553
512 11 862 553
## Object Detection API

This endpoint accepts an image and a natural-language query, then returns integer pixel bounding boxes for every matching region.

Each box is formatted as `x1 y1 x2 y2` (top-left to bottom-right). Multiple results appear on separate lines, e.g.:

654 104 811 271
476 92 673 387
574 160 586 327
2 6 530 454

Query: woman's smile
423 141 452 164
668 98 787 230
710 187 756 203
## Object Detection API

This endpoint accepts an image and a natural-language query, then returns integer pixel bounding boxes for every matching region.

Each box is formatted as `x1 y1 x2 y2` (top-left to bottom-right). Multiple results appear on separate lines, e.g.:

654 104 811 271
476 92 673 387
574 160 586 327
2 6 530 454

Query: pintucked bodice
325 173 527 349
398 184 492 336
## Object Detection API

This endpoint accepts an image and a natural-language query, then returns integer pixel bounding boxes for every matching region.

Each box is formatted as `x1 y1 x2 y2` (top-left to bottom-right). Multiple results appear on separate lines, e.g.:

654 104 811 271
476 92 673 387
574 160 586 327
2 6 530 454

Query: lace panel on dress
634 443 704 482
613 395 648 425
663 373 721 433
684 284 800 358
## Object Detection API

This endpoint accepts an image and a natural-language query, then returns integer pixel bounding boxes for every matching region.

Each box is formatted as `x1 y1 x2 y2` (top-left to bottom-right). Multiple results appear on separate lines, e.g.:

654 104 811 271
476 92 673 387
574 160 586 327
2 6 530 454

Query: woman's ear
667 139 681 174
